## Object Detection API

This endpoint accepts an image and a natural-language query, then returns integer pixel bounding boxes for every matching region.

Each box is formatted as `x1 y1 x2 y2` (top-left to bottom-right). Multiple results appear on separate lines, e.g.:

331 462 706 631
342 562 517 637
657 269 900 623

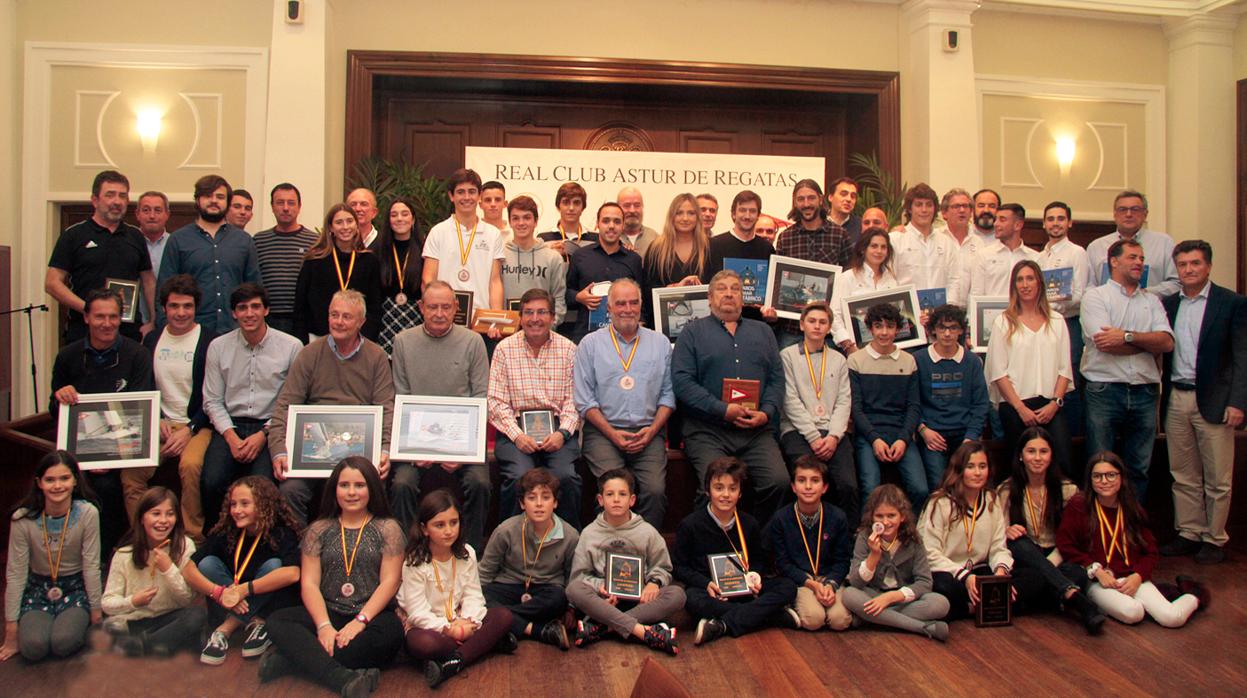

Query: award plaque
453 290 474 326
605 552 643 600
520 409 556 442
722 378 761 411
470 308 520 336
708 553 752 598
975 574 1013 627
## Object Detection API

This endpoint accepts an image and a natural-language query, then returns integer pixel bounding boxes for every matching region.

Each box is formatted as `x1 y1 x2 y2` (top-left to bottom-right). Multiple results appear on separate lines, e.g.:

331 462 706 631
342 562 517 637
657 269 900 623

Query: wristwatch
355 612 370 625
1054 397 1065 408
1123 331 1135 344
557 428 573 442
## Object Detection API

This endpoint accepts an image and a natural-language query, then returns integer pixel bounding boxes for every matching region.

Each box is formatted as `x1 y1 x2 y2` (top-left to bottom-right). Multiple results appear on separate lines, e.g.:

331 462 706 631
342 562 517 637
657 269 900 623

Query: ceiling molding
866 0 1246 22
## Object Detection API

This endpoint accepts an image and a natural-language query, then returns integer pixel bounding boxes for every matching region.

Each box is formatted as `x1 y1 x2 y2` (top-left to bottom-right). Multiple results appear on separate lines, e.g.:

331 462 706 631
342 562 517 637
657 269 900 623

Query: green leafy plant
348 156 453 234
848 152 907 228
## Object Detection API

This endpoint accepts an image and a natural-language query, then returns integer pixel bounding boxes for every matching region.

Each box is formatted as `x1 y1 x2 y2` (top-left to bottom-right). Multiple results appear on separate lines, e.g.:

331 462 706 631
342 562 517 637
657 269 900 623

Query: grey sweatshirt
478 513 579 586
502 238 567 325
779 342 852 442
568 511 673 592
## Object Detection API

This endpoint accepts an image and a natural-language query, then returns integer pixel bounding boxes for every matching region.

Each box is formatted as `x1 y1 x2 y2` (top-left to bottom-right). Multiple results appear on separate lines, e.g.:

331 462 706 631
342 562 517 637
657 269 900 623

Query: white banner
464 146 824 233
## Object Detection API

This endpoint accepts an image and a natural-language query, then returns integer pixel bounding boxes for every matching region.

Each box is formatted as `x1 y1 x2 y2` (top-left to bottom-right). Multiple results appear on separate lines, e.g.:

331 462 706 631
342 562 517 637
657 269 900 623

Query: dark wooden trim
344 51 901 193
1237 78 1246 294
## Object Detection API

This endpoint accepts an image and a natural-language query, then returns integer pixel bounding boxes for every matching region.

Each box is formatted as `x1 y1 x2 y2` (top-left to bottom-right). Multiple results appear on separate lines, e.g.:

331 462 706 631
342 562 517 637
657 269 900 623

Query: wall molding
976 73 1166 224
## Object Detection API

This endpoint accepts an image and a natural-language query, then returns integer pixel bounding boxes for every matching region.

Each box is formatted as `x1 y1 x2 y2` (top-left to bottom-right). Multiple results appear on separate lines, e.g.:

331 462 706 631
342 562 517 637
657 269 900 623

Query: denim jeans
916 428 964 494
1083 381 1157 501
855 434 929 513
494 433 581 528
198 555 284 622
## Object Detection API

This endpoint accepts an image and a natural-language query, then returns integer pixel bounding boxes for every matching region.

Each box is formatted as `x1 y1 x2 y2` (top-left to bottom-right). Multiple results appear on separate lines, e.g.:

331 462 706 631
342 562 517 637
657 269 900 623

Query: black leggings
126 606 208 651
1007 536 1076 613
266 606 403 692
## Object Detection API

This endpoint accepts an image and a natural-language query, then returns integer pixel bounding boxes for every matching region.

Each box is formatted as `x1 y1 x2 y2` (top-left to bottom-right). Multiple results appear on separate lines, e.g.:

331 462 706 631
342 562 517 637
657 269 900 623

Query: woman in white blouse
832 227 898 353
399 489 514 688
985 260 1074 482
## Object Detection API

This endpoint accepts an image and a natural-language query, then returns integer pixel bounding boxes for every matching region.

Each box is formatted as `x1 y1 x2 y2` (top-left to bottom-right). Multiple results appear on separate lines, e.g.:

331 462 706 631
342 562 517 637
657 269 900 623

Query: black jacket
143 325 216 431
1161 283 1247 424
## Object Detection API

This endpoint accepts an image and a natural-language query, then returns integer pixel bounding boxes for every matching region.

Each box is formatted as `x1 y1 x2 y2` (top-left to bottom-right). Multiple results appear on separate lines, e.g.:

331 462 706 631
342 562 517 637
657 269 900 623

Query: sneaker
1176 575 1212 611
1195 543 1226 565
1159 536 1201 557
241 620 271 658
495 631 519 655
199 630 228 666
258 648 294 684
694 618 727 646
538 619 570 651
575 618 608 647
341 667 380 698
425 654 464 688
643 623 679 655
782 606 803 629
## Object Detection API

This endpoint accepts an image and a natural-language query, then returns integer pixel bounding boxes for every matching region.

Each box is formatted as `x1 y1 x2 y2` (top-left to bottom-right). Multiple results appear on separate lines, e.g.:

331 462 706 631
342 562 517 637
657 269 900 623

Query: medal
395 292 408 306
433 557 458 622
609 325 640 392
46 586 63 602
221 587 242 607
392 246 410 305
454 218 478 284
794 503 823 580
521 518 553 608
1095 502 1130 567
341 582 355 598
41 510 73 605
722 512 755 592
339 516 371 600
745 571 762 588
332 248 357 291
803 341 828 418
872 522 885 536
458 269 470 282
619 375 635 390
521 593 533 603
814 404 826 417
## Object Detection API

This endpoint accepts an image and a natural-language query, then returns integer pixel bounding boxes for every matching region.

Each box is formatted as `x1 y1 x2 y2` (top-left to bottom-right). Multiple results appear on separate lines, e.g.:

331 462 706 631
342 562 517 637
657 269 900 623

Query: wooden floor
3 545 1245 698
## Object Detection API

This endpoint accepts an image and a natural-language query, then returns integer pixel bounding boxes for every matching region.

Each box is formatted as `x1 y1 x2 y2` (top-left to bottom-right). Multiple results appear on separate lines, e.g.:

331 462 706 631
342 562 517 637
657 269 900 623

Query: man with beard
827 177 862 248
347 187 381 250
754 215 779 244
158 175 262 334
47 170 156 343
1037 201 1092 435
1085 190 1179 297
966 203 1039 298
774 179 852 346
672 270 788 522
617 186 659 258
953 189 1001 304
573 278 676 528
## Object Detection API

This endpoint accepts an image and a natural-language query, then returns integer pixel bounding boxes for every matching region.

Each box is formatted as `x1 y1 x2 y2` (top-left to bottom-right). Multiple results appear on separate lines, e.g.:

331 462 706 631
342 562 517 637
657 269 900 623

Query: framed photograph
652 284 710 342
764 255 841 320
844 285 928 350
57 391 160 470
520 409 555 442
285 405 383 478
105 278 139 324
605 552 644 600
975 574 1013 627
391 395 487 464
707 553 752 598
453 290 474 326
968 296 1010 353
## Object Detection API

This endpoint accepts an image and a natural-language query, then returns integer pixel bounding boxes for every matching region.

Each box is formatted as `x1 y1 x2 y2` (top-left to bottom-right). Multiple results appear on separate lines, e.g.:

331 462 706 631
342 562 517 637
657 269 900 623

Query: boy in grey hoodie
503 196 567 326
566 468 684 654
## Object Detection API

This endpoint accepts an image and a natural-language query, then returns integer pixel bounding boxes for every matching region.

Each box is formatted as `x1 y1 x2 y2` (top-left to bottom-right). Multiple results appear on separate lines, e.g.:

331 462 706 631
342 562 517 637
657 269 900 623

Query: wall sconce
1055 137 1076 174
136 108 162 153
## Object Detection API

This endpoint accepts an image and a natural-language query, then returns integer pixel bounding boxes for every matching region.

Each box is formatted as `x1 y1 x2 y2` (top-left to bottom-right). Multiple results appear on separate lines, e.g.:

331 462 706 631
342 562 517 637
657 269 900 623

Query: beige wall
1235 15 1247 79
16 0 272 47
323 0 902 204
973 10 1168 84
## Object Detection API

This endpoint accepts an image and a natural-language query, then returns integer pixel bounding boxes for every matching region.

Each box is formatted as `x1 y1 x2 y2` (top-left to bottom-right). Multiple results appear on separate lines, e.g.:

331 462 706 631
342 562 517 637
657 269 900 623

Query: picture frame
764 255 841 320
390 395 487 464
285 405 384 478
453 290 474 326
105 278 140 324
605 552 644 600
57 390 160 470
707 553 752 598
520 409 556 442
844 284 928 350
652 284 710 343
968 296 1010 353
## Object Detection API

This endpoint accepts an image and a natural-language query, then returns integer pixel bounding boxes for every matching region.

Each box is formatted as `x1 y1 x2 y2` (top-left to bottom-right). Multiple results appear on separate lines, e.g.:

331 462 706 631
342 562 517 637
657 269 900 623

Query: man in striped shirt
254 182 319 337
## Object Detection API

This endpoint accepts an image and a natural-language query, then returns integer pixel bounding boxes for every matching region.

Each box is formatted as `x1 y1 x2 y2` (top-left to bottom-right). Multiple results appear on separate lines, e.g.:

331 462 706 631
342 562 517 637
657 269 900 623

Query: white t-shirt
423 216 505 315
154 325 201 422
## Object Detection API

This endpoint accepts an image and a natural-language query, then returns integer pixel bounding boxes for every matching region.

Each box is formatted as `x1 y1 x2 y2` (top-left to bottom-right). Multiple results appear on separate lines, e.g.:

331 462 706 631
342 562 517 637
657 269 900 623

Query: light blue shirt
202 325 303 432
1085 228 1179 298
1079 279 1173 385
574 324 675 429
328 334 364 361
1171 282 1209 384
141 231 169 323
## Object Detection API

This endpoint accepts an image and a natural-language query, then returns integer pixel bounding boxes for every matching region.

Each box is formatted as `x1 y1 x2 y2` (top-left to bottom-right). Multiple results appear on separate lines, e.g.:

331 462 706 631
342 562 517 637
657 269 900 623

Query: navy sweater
847 347 921 443
913 347 989 440
673 508 772 590
765 502 853 588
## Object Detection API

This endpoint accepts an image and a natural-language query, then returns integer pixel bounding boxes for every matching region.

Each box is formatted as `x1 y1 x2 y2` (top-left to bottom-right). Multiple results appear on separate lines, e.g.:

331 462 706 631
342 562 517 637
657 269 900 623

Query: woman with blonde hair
642 193 710 326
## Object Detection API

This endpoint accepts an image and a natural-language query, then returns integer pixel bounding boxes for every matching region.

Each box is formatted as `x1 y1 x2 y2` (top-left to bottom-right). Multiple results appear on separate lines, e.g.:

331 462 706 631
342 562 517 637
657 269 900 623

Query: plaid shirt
776 219 852 268
488 331 581 440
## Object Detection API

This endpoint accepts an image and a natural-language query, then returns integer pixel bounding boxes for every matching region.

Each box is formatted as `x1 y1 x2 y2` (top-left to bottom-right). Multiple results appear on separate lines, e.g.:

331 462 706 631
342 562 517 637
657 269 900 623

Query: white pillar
1164 13 1236 285
260 0 328 231
900 0 981 193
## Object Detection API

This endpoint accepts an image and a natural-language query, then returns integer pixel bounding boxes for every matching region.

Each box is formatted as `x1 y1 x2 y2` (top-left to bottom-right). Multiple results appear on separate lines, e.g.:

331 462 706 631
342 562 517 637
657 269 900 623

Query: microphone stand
1 303 50 410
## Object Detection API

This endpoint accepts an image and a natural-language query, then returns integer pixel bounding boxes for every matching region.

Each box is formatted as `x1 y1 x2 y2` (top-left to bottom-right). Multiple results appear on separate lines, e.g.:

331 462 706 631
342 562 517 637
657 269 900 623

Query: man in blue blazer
1160 240 1247 564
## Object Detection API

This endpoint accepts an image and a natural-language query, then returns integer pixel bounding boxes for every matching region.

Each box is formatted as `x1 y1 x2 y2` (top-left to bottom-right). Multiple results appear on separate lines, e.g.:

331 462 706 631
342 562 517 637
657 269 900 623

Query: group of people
2 165 1239 695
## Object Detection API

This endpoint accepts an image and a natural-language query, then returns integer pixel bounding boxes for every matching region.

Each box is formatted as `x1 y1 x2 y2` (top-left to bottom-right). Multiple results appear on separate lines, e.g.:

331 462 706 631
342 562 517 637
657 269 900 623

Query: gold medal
609 326 640 392
392 245 409 304
619 375 635 390
458 269 471 282
220 587 242 607
395 292 408 306
332 249 357 292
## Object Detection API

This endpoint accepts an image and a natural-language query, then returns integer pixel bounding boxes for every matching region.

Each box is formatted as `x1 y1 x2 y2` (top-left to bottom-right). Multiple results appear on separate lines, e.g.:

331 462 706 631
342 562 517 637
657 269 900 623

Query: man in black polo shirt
562 202 643 342
46 170 156 343
707 190 778 323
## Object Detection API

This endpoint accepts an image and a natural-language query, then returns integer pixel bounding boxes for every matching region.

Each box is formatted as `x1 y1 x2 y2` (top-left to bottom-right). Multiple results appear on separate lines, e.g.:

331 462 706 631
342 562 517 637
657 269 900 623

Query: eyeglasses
1090 471 1120 483
521 308 551 317
934 325 962 334
1114 206 1146 215
946 203 971 210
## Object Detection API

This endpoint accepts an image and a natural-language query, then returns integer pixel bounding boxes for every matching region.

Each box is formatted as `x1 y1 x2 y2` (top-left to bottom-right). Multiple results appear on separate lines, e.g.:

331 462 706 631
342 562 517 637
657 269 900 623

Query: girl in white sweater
398 489 514 688
918 442 1015 621
102 487 204 656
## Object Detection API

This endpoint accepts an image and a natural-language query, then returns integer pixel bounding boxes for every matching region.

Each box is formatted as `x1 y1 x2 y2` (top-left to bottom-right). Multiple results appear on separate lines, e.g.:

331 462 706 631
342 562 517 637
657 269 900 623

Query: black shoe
341 668 379 698
575 618 608 647
425 653 464 689
538 619 570 651
1159 536 1201 557
694 618 727 646
258 648 294 684
1195 543 1226 565
115 635 145 657
780 606 802 629
643 623 679 656
1066 591 1105 635
495 632 519 655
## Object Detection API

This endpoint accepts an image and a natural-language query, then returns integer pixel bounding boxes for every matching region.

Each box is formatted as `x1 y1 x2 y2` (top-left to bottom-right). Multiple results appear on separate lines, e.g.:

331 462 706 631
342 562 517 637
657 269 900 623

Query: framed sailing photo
844 285 927 350
764 255 841 320
57 390 160 470
968 296 1010 353
391 396 487 464
286 405 384 477
652 285 710 342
